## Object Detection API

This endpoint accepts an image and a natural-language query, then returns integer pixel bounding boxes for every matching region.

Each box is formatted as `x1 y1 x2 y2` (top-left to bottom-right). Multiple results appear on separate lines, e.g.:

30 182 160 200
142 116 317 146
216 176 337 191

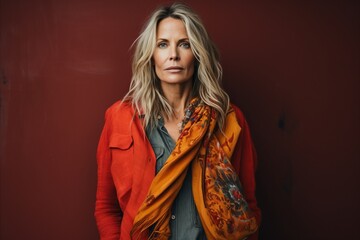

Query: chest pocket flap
109 133 133 150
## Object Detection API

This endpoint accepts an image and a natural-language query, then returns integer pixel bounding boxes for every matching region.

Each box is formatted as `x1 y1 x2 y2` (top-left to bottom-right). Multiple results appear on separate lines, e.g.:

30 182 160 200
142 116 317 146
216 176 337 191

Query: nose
169 46 179 61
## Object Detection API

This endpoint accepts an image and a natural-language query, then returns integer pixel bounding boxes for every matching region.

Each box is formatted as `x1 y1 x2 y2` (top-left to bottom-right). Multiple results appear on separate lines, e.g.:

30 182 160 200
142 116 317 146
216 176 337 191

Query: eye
157 42 167 48
179 42 191 49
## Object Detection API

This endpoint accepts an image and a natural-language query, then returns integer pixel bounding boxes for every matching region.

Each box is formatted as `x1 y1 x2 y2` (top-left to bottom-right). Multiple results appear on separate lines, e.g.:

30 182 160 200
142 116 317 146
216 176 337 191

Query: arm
231 105 261 240
94 108 122 240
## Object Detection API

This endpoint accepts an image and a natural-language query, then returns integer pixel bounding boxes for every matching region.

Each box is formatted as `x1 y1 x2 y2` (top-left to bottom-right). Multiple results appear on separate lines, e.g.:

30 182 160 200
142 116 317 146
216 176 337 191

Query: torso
164 119 181 142
145 117 206 240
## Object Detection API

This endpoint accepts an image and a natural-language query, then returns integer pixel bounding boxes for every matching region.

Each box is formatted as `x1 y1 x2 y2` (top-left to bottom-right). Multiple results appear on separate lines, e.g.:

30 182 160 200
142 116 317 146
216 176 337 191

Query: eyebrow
156 38 189 42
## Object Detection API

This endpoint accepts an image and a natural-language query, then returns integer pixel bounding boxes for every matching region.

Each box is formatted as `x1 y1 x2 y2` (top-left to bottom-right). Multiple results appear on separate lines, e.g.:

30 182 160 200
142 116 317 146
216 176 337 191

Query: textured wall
1 0 359 239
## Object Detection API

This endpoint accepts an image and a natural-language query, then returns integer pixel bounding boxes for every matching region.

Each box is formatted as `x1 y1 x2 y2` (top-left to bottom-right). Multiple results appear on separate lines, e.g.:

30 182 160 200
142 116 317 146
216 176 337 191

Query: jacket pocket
109 133 133 150
109 133 134 203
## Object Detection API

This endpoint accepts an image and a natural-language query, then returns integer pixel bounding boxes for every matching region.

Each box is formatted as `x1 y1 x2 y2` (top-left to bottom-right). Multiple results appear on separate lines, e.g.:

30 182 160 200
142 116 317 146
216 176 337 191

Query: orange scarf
131 99 258 240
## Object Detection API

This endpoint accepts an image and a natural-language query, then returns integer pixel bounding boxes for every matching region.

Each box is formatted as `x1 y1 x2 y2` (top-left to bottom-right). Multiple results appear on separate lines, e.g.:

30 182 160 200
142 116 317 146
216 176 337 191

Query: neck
161 81 193 120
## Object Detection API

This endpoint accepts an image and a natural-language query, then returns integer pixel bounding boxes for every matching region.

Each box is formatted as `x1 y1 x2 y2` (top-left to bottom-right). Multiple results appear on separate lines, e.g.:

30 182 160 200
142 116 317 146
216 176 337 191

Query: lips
165 66 184 70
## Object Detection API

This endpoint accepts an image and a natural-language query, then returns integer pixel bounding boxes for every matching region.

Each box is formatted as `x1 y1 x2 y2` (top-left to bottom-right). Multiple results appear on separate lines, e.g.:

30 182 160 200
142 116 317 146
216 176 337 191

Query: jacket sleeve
94 107 122 240
231 105 262 240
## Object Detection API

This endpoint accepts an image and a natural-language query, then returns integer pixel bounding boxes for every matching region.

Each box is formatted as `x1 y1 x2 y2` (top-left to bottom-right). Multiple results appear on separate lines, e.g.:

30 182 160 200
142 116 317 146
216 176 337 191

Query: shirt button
171 215 176 220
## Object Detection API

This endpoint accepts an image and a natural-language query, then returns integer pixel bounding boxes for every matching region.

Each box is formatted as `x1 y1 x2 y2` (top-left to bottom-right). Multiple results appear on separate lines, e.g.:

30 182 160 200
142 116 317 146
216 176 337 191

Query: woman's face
153 17 195 87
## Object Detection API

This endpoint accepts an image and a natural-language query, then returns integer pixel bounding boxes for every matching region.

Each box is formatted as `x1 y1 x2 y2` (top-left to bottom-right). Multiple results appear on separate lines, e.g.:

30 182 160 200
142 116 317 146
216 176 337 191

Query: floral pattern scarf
131 98 258 240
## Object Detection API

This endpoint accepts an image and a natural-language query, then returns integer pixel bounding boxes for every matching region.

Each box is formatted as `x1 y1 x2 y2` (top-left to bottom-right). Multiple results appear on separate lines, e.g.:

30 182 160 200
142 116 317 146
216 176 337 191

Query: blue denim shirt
146 117 206 240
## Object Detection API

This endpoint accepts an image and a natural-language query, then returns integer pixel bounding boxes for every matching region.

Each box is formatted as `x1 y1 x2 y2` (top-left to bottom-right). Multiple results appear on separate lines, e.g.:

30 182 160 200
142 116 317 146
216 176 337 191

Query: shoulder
102 100 142 136
230 103 247 127
105 100 134 121
102 100 138 134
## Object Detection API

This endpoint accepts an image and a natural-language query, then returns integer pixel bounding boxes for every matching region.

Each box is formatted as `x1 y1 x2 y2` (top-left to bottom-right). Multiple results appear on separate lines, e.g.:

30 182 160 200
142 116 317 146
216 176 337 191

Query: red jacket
95 101 261 240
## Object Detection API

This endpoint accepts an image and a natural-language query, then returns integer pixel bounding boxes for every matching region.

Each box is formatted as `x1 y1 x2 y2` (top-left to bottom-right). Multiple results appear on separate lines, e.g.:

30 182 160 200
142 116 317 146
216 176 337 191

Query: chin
159 75 192 84
162 79 191 85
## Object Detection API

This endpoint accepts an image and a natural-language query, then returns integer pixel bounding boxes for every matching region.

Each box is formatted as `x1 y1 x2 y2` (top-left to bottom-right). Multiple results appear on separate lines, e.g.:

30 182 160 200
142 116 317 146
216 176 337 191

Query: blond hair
123 3 230 129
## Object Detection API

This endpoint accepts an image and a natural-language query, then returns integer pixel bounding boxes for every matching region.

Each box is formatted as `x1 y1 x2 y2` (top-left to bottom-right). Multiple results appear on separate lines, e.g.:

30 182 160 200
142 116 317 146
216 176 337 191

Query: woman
95 3 261 240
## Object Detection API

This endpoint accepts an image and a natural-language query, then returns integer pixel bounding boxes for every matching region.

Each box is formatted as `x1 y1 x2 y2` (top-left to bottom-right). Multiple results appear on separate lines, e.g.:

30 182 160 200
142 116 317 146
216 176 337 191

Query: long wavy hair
123 3 230 129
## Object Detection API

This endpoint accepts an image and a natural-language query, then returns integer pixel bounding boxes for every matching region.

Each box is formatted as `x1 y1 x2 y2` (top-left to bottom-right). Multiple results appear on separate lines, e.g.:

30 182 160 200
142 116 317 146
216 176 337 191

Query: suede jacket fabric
94 101 261 240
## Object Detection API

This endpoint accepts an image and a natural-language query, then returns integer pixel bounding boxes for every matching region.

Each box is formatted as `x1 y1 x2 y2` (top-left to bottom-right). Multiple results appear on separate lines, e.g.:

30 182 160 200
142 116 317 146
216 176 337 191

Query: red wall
1 0 359 239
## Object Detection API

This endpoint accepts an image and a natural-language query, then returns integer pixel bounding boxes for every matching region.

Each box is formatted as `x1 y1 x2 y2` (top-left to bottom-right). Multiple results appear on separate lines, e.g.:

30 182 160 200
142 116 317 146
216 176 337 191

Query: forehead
156 17 188 38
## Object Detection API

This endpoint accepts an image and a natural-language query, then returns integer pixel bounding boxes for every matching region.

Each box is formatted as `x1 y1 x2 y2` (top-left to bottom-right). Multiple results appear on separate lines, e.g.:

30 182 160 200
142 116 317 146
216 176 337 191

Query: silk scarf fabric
131 99 258 239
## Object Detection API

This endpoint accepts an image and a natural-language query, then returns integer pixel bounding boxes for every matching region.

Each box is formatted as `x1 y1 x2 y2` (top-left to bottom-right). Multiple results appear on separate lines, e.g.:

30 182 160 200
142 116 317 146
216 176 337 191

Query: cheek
154 64 162 79
186 56 195 73
153 51 166 67
184 52 195 66
153 54 163 77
